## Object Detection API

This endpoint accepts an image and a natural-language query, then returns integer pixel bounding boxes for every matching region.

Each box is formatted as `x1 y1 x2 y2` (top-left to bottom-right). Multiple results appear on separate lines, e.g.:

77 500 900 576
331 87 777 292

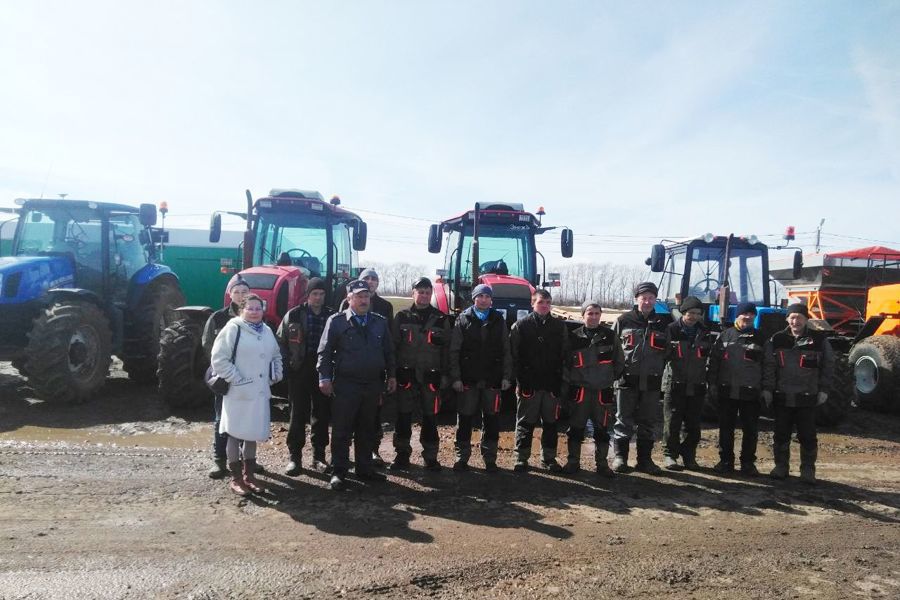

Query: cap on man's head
359 267 379 280
634 281 658 297
471 284 493 299
786 303 809 318
680 296 704 313
228 274 250 291
412 276 433 289
347 280 370 295
735 301 758 316
307 277 327 293
581 300 603 314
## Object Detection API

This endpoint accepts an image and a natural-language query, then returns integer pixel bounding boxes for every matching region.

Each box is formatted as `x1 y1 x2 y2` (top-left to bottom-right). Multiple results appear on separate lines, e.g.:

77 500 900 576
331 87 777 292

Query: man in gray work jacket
318 280 397 490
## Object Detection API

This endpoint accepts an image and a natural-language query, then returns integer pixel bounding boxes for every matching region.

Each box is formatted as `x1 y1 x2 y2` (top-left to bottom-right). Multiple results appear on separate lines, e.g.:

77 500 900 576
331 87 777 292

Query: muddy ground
1 361 899 600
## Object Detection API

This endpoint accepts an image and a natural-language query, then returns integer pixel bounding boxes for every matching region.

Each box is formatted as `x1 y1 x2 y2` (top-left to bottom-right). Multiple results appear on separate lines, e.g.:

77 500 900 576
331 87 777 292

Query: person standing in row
612 281 668 475
510 289 568 473
389 277 451 472
707 302 766 476
764 304 834 485
277 277 335 476
202 275 250 479
211 294 283 496
340 267 394 466
561 301 624 477
661 296 713 471
449 284 512 472
319 280 396 491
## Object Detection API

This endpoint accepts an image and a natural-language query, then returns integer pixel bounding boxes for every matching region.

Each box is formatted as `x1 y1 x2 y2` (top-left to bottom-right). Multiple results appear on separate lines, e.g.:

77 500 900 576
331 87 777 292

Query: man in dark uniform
202 275 250 479
612 281 668 475
763 304 834 484
339 267 394 466
661 296 714 471
389 277 451 471
561 301 624 477
510 289 569 473
276 277 335 476
318 280 397 490
707 302 766 475
449 284 512 472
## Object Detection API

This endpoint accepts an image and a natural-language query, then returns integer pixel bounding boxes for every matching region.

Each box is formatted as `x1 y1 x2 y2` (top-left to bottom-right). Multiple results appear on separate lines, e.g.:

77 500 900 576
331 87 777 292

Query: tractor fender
172 306 215 326
126 264 179 309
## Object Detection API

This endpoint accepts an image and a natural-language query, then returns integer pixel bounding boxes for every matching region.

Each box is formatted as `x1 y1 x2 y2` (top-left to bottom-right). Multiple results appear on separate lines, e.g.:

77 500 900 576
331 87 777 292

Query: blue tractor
646 232 851 425
0 198 185 402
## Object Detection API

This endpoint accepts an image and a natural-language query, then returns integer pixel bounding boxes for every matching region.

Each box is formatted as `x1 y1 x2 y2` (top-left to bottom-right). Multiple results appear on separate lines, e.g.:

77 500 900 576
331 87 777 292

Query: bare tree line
367 260 646 308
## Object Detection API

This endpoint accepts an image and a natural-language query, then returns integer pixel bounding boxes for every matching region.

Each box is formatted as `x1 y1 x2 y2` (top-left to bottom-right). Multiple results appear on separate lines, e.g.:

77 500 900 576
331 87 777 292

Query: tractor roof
663 233 768 250
440 203 540 230
255 189 362 221
17 198 140 214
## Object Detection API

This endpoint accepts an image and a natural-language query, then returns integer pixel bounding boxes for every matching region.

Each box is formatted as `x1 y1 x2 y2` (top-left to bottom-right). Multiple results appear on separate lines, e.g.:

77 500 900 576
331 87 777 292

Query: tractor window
458 224 534 282
109 214 145 281
255 211 330 278
687 245 766 305
332 221 353 296
658 247 685 304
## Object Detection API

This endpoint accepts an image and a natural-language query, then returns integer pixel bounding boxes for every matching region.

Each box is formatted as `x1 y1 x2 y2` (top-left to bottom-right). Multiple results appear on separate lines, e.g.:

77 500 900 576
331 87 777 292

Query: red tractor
156 188 367 407
427 202 574 325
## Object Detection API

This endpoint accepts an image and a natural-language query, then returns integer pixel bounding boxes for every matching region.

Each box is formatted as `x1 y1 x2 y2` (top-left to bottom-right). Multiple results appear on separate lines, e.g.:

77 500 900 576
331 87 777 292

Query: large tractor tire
849 336 900 413
817 353 854 426
157 318 210 409
122 281 185 384
24 301 113 403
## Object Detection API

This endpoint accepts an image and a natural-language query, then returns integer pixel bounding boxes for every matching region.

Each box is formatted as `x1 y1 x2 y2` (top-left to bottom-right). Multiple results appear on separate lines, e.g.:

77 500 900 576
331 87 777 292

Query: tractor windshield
456 223 535 284
254 210 352 281
15 206 105 270
686 244 767 305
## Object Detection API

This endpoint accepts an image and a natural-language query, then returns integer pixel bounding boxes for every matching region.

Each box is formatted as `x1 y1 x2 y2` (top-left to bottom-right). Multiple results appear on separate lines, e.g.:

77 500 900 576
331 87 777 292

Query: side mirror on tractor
139 203 157 227
209 213 222 243
649 244 666 272
792 250 803 280
353 220 367 251
428 224 442 254
561 228 573 258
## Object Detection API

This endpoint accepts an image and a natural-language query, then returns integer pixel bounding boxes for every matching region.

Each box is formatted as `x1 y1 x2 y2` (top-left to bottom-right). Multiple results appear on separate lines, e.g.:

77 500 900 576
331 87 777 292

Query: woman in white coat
211 294 283 495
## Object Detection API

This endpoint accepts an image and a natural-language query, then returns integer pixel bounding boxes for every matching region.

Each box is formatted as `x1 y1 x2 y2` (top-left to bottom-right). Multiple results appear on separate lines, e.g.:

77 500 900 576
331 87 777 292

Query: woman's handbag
205 327 241 395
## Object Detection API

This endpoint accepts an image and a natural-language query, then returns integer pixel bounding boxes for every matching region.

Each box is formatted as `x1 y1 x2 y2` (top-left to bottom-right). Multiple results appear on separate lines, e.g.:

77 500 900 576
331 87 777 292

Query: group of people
203 270 834 496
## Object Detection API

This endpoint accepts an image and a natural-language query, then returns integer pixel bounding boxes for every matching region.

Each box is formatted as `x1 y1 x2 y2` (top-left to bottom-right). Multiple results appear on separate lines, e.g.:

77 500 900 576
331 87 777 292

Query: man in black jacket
510 289 569 473
389 277 451 471
318 280 397 490
661 296 713 471
763 304 834 484
448 284 512 472
277 277 335 476
612 281 669 475
707 301 766 475
202 275 250 479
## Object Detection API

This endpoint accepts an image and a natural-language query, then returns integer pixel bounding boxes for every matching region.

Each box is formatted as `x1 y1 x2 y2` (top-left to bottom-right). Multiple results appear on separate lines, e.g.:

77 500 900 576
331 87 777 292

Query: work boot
284 457 302 477
713 460 734 474
595 441 615 478
513 459 529 473
682 455 702 471
740 462 760 477
769 443 790 480
562 461 580 475
611 438 631 473
635 440 662 475
371 451 386 467
663 456 683 471
242 459 266 493
228 461 250 496
389 453 411 472
541 458 563 473
208 458 227 479
453 459 469 472
564 430 583 475
424 459 442 472
329 472 346 491
483 461 499 473
356 469 387 482
799 447 817 485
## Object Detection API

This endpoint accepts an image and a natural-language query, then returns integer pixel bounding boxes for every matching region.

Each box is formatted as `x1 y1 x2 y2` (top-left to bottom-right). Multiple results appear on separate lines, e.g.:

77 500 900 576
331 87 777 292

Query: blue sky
1 1 898 272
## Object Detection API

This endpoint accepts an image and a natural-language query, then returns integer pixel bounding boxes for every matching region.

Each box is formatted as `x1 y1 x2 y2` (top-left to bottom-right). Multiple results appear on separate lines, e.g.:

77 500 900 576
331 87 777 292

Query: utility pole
815 218 825 253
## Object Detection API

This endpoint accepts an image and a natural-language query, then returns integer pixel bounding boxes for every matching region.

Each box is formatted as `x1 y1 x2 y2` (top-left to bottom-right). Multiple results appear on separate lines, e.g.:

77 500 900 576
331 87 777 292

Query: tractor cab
428 202 573 326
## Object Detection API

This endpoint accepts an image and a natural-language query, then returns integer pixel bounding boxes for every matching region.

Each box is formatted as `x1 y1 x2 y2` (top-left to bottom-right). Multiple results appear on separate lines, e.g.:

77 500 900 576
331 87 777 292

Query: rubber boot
769 443 790 480
208 458 227 479
562 428 583 475
635 440 663 475
799 447 817 485
514 424 534 472
242 459 266 493
612 438 631 473
228 461 250 496
389 452 411 472
681 448 701 471
595 439 615 478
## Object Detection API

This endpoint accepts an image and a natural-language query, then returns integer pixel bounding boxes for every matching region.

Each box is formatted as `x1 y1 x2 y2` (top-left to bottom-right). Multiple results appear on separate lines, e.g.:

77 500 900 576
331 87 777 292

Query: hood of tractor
222 264 307 328
0 255 76 304
478 273 535 326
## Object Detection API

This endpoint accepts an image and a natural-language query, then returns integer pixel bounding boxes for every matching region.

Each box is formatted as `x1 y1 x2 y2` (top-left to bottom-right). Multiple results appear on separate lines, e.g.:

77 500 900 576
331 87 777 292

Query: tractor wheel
122 281 185 384
24 301 112 403
817 354 854 426
157 318 211 409
849 336 900 413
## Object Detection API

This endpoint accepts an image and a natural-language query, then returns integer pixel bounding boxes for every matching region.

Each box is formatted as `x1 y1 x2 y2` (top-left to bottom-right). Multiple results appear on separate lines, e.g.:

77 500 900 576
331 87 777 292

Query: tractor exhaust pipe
471 202 481 285
718 233 734 325
242 189 254 269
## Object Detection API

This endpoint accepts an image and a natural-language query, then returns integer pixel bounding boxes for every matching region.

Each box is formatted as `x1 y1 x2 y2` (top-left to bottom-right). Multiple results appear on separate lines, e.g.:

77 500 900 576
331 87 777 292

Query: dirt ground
1 361 899 600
